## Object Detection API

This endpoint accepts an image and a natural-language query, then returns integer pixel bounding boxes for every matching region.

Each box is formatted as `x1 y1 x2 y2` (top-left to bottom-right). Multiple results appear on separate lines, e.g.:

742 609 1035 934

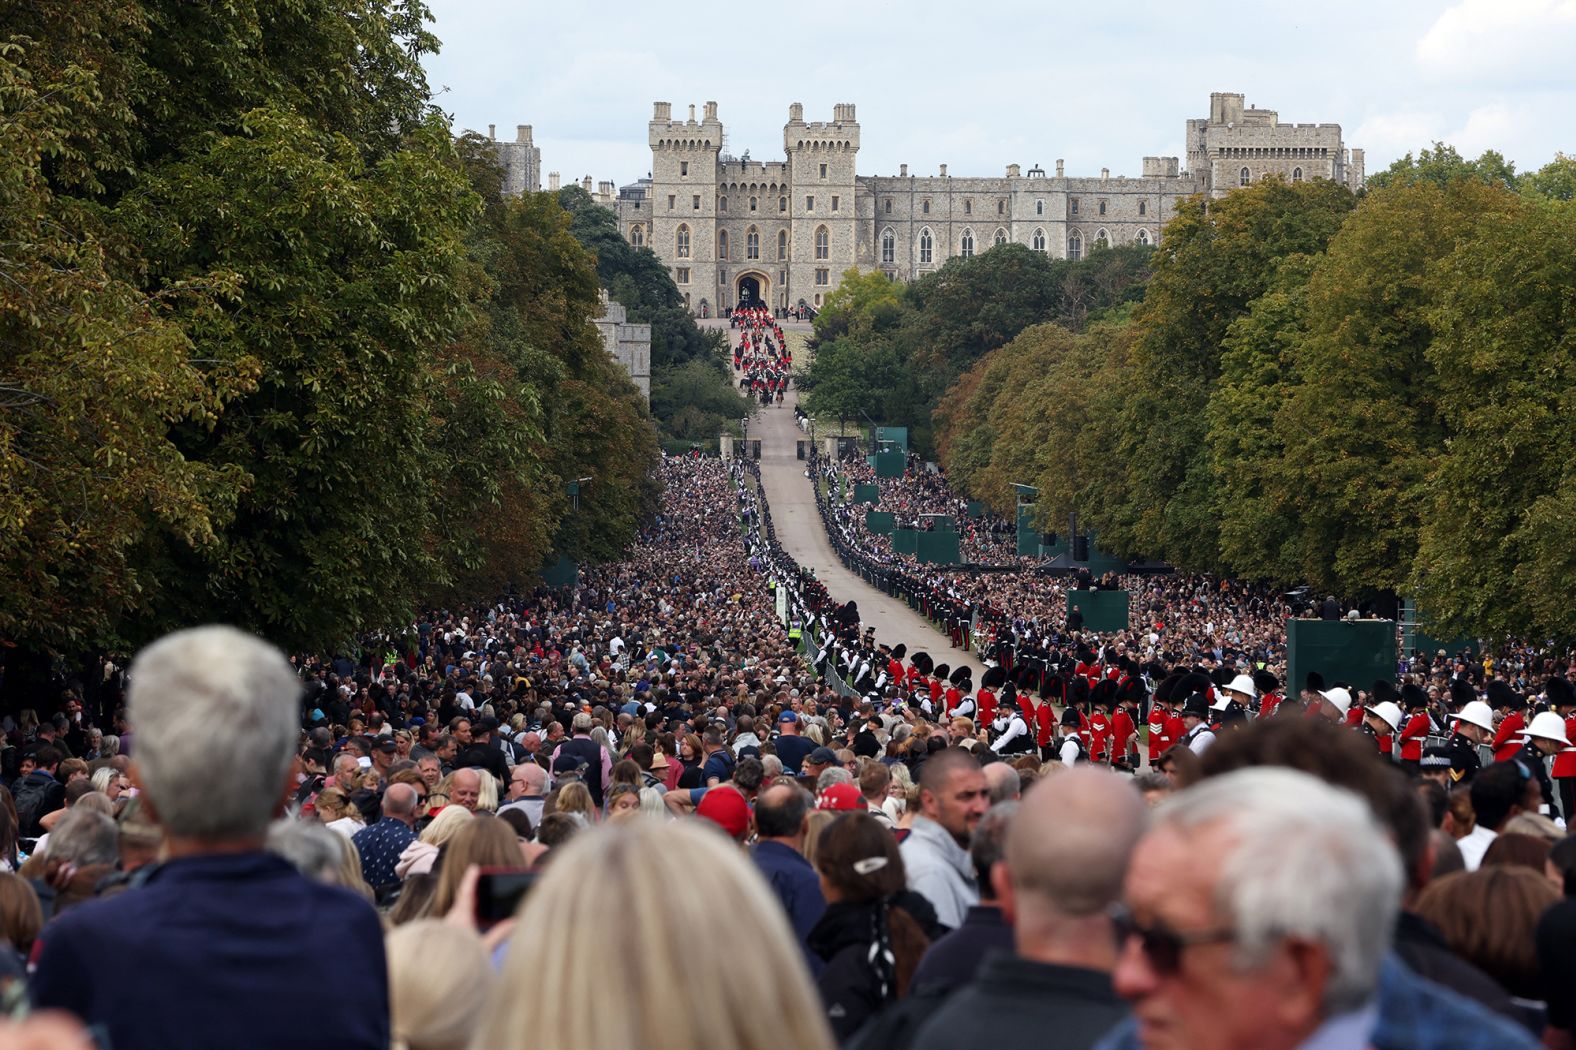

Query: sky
420 0 1575 188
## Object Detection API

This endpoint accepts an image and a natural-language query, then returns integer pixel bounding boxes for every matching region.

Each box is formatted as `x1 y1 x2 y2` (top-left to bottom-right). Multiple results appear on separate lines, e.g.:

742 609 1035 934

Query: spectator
267 819 372 899
1098 768 1536 1050
31 626 388 1050
915 769 1141 1050
428 814 523 917
23 805 118 919
386 920 494 1050
447 768 482 813
0 871 42 962
12 745 64 838
910 800 1018 992
981 761 1021 804
859 762 894 827
776 711 817 775
499 763 548 827
1414 867 1559 1034
472 818 834 1050
550 713 610 807
752 782 826 971
1462 762 1536 871
810 813 936 1043
354 782 419 892
315 786 364 838
900 749 988 930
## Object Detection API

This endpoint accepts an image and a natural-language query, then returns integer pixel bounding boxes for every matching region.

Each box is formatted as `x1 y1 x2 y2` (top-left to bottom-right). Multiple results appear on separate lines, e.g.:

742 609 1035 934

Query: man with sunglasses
1096 768 1537 1050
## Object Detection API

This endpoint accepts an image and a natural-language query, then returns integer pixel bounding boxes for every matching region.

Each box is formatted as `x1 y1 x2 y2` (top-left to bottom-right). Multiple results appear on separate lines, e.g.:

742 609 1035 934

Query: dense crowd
0 449 1573 1049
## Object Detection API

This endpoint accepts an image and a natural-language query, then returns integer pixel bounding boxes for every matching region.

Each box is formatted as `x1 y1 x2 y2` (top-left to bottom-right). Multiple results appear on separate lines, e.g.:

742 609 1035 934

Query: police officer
1179 692 1216 755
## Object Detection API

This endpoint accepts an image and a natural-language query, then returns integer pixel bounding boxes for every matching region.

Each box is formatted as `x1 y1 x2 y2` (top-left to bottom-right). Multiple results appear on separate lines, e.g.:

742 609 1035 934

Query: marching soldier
1445 700 1496 787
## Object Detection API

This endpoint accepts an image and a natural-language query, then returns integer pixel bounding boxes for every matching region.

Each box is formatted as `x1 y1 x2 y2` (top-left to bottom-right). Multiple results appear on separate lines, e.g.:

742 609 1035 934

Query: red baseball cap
696 786 750 841
816 782 865 812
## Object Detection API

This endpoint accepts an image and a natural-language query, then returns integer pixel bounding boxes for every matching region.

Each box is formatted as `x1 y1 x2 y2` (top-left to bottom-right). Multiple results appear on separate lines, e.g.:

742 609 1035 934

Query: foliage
1365 142 1519 193
1522 153 1576 202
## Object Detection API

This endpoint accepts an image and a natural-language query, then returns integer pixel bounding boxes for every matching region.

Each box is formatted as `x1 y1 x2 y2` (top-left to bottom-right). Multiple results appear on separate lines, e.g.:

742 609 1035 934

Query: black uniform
1446 731 1482 787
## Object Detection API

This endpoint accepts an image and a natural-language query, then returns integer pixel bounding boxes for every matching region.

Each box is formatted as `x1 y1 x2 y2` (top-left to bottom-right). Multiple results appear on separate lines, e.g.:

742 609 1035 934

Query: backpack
13 774 61 838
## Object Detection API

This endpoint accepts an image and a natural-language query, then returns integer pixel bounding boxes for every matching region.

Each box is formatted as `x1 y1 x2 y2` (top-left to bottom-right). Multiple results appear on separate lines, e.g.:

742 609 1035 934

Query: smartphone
475 867 537 926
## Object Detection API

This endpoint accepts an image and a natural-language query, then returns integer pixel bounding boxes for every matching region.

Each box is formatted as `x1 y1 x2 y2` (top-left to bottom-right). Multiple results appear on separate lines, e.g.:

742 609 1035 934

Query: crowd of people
0 442 1573 1048
731 305 792 406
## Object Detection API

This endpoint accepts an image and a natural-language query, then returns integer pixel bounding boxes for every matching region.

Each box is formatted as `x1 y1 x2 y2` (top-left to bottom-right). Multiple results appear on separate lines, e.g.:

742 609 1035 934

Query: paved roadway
748 387 988 681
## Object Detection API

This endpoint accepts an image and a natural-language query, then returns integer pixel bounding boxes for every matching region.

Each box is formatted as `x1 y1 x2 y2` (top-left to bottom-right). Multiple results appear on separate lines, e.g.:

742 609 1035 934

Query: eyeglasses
1109 904 1235 976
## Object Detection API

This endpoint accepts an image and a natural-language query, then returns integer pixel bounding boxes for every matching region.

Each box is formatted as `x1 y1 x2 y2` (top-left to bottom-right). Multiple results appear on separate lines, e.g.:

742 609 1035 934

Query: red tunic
1492 711 1525 763
1344 707 1365 729
977 688 997 727
943 686 962 718
1089 713 1111 762
1163 714 1185 754
1147 707 1170 761
1399 712 1431 762
1034 701 1057 748
1552 714 1576 778
1110 710 1136 763
1258 693 1283 719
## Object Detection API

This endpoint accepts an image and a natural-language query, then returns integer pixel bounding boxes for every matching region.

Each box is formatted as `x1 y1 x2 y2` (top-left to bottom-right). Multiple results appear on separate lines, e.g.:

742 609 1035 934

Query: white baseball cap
1452 700 1495 732
1319 687 1353 716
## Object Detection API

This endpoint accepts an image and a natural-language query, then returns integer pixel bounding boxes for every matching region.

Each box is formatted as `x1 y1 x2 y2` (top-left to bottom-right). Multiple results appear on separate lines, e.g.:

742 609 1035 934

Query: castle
606 93 1363 316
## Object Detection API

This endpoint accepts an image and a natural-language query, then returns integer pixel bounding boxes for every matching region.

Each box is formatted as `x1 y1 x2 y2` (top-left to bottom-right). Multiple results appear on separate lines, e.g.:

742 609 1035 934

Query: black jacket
910 951 1127 1050
809 894 942 1045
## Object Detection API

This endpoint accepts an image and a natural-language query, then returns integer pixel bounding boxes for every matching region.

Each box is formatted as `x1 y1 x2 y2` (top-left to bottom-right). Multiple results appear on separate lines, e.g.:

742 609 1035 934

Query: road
748 386 988 680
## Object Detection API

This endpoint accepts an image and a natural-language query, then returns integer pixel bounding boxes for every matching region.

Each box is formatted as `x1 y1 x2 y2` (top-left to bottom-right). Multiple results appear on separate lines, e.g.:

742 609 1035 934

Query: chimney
1101 167 1109 180
654 102 671 121
688 104 696 122
704 101 717 121
939 163 948 177
789 102 804 122
517 124 532 144
1056 159 1065 177
582 175 592 192
900 163 908 177
549 172 561 191
488 124 496 140
1007 163 1021 177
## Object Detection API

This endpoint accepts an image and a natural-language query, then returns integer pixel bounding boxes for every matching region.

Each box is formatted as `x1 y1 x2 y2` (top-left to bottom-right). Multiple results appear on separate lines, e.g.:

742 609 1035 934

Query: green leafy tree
1411 195 1576 640
1365 142 1519 192
1268 178 1526 594
0 41 251 651
1523 153 1576 202
1097 179 1355 568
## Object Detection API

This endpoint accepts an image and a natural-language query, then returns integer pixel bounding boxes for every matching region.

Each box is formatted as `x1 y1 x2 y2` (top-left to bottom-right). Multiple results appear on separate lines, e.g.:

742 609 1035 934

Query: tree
1523 153 1576 202
1097 179 1355 569
1365 142 1519 192
1411 195 1576 640
0 41 251 652
1267 178 1526 594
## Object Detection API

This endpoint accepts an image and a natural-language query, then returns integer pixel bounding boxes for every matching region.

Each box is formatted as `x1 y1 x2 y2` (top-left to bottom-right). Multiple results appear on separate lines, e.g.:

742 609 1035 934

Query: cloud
1353 110 1445 158
1416 0 1576 84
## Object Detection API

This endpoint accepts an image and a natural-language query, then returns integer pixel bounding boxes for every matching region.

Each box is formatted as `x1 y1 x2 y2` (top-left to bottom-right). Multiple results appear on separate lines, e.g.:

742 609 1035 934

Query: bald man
448 767 481 812
911 767 1144 1050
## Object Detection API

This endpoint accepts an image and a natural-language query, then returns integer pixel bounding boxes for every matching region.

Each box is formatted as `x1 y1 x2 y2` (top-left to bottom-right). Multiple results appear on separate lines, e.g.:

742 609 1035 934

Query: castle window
680 161 689 177
885 199 892 214
746 227 760 259
815 268 829 286
960 229 975 258
922 199 931 215
806 195 814 211
815 225 829 260
964 199 972 215
997 200 1005 215
1293 167 1303 182
1035 199 1044 215
778 230 788 260
676 225 690 258
693 194 701 209
1096 229 1109 248
832 195 840 211
677 267 690 284
1067 232 1081 261
1136 229 1151 247
1098 200 1107 216
780 196 788 213
719 196 727 212
684 293 690 310
1239 167 1251 186
1070 199 1079 215
668 195 676 211
919 228 934 264
994 228 1007 247
750 196 758 211
1032 228 1046 253
881 228 896 264
1138 200 1147 216
718 229 729 259
819 163 828 179
719 270 727 284
630 224 644 248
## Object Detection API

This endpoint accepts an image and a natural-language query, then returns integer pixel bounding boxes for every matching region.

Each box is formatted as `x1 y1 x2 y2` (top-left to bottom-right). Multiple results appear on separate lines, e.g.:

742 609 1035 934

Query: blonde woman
386 920 492 1050
315 788 364 838
475 772 498 815
397 806 472 881
551 782 597 826
472 819 834 1050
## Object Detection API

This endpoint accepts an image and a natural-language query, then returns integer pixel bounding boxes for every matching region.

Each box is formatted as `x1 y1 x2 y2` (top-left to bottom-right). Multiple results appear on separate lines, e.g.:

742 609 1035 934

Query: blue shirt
353 815 416 889
752 840 826 974
31 852 387 1050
